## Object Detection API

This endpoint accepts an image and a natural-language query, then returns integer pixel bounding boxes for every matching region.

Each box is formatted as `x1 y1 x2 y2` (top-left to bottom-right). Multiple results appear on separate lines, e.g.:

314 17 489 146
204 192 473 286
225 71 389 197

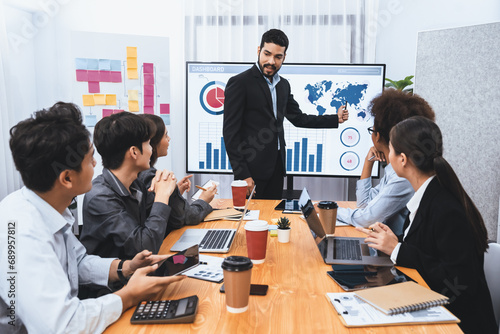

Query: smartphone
219 283 268 296
148 244 199 277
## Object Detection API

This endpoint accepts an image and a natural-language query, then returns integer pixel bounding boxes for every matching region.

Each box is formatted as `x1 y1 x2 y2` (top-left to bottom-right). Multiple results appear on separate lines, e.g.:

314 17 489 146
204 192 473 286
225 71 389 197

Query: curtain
184 0 379 200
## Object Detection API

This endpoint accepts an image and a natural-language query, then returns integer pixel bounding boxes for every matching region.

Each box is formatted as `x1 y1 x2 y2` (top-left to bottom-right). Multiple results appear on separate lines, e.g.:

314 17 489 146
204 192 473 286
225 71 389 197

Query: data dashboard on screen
186 62 385 177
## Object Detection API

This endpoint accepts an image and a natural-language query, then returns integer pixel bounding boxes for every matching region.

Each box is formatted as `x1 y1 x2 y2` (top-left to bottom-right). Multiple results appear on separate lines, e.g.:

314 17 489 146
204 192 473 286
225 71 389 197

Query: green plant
385 75 414 95
277 217 290 229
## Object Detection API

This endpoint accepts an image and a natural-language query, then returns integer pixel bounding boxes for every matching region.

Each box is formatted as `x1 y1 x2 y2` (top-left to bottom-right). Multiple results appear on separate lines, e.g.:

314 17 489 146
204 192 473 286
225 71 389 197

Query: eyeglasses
367 127 375 135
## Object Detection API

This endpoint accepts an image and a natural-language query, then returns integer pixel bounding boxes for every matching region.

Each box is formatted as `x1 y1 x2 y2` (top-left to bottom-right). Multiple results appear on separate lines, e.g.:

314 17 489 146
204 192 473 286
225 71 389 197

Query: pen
368 155 376 161
333 298 349 315
196 185 218 194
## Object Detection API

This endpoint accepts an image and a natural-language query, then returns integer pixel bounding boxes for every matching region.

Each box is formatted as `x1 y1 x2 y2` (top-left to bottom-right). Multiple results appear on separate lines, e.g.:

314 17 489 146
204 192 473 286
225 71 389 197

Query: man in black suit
223 29 349 199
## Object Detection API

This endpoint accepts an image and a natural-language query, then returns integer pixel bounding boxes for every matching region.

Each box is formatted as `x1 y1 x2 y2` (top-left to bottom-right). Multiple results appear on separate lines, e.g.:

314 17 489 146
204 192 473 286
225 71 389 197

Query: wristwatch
117 259 129 285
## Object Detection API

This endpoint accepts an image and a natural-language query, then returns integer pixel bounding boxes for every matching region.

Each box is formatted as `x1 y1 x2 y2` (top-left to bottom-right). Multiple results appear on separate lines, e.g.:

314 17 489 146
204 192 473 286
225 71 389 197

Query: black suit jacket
397 178 497 334
223 64 339 181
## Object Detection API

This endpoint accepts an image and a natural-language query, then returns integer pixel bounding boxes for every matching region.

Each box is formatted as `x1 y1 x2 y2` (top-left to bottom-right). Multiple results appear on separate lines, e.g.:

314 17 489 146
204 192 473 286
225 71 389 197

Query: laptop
170 186 256 253
299 188 393 266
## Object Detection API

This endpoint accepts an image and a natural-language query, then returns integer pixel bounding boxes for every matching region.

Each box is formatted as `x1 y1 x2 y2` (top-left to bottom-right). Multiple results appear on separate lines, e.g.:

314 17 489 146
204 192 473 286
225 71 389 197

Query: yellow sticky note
126 46 137 58
105 94 117 106
93 94 106 105
127 57 137 69
127 68 138 80
128 90 139 101
82 95 95 106
128 100 139 112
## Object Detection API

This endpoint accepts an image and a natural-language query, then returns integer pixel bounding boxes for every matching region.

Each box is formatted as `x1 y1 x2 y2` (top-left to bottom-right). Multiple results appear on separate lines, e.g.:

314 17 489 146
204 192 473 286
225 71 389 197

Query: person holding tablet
359 116 497 333
336 90 435 235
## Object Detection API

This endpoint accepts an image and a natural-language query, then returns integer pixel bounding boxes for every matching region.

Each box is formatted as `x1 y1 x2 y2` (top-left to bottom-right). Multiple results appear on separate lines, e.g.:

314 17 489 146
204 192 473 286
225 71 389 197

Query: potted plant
277 217 291 243
385 75 414 95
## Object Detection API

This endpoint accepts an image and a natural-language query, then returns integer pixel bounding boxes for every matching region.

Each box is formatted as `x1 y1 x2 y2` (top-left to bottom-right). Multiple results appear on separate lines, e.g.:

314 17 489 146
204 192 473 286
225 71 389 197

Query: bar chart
198 122 231 171
284 123 326 173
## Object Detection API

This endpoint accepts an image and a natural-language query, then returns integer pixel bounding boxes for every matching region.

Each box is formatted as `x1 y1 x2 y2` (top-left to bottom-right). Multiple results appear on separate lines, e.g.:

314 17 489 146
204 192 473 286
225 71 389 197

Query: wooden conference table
104 199 462 334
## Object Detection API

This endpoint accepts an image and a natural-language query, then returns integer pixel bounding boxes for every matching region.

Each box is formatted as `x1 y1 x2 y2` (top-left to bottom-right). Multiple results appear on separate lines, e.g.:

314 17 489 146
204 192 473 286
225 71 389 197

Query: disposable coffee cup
244 220 269 264
317 201 338 235
221 256 253 313
231 180 247 209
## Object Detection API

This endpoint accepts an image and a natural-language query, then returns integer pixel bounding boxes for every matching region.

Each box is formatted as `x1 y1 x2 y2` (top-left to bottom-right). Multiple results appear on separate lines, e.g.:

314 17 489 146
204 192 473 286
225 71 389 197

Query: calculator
130 295 199 324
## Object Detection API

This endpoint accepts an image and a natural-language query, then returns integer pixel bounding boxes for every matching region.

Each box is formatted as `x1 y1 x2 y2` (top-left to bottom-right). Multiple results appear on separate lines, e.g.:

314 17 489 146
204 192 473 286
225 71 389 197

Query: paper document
184 255 224 283
192 180 220 200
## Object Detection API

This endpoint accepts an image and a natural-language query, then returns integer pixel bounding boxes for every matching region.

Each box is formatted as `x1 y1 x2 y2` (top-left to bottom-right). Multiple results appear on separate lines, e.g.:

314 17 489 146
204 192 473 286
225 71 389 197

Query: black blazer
223 64 339 181
397 178 497 334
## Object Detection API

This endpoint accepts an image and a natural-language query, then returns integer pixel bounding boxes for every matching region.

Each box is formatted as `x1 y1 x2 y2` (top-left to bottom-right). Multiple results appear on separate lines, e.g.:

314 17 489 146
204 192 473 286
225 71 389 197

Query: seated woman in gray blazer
359 116 497 334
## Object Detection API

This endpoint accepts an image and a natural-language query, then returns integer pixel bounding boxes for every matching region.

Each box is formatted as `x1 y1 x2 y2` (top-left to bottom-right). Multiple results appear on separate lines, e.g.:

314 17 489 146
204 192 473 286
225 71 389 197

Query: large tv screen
186 62 385 177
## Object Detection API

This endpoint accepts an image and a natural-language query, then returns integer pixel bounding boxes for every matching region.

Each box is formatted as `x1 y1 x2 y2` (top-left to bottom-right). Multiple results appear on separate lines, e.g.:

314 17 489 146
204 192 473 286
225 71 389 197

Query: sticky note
87 70 99 82
128 100 139 112
144 84 154 95
128 90 139 101
144 73 154 85
110 60 121 71
93 94 106 105
160 114 170 125
76 70 88 82
87 58 99 70
82 95 95 106
110 71 122 83
270 230 278 237
127 69 138 80
99 59 111 71
127 57 137 69
160 103 170 115
126 46 137 58
88 82 100 93
113 109 124 114
85 115 97 127
144 106 154 114
99 71 111 82
75 58 88 70
143 63 154 73
105 94 117 105
102 109 113 118
144 95 154 107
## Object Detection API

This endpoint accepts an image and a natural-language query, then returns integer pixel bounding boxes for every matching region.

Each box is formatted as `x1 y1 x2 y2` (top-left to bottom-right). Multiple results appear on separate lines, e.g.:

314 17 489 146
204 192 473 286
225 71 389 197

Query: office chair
484 242 500 331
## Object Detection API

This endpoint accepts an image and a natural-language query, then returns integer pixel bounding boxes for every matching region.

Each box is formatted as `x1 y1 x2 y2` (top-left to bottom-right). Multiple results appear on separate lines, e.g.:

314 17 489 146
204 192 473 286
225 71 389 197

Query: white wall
376 0 500 82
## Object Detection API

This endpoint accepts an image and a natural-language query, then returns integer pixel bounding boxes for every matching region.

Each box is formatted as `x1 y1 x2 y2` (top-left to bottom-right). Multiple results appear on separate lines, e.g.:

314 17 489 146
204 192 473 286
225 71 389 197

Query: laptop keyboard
335 239 362 260
199 230 232 250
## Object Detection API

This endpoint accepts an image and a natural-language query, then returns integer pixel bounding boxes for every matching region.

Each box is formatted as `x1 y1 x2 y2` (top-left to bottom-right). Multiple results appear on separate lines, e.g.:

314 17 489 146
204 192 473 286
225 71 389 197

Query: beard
257 57 280 79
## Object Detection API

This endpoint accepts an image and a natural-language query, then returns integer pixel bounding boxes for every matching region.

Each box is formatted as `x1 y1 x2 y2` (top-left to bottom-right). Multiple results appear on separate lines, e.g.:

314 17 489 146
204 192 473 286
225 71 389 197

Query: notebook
326 292 459 327
170 186 255 253
354 281 450 315
299 188 393 266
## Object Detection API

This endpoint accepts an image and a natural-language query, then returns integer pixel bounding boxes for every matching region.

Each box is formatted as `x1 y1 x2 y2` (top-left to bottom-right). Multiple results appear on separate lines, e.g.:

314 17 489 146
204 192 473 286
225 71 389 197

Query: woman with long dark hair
138 114 216 232
360 116 497 333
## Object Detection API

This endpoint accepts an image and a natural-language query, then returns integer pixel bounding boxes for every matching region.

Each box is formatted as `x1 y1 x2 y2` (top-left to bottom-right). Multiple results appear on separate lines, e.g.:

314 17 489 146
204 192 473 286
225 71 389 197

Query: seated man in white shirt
336 90 436 235
0 102 184 333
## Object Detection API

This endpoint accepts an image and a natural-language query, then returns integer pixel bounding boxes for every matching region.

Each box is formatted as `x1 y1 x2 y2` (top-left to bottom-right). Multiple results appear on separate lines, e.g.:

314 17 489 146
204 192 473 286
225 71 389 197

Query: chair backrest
484 242 500 327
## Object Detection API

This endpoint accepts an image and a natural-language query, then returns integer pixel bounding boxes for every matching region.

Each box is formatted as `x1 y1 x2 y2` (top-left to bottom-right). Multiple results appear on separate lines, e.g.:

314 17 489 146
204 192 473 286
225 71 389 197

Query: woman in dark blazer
360 116 497 333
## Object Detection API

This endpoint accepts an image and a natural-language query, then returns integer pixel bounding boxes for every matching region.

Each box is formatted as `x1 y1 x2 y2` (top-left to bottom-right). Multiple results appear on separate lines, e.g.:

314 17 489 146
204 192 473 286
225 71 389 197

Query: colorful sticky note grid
144 106 154 114
127 69 138 80
110 71 122 83
144 73 154 85
76 70 88 82
126 46 137 58
128 100 139 112
87 70 99 82
99 59 111 71
127 57 138 69
160 103 170 115
93 94 106 105
143 63 154 73
128 90 139 101
87 58 99 70
99 71 111 82
105 94 117 105
111 60 121 71
144 95 154 107
88 82 100 93
82 95 95 106
75 58 88 70
144 84 154 95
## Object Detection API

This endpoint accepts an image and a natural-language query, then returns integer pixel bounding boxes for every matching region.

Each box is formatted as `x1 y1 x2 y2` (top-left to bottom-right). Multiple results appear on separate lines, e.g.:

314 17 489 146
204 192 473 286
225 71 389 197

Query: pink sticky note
113 109 124 114
76 70 88 82
102 109 113 118
88 82 100 93
144 84 154 95
110 71 122 83
160 103 170 115
144 95 154 107
144 106 154 114
87 70 99 82
144 73 154 85
143 63 154 73
99 71 111 82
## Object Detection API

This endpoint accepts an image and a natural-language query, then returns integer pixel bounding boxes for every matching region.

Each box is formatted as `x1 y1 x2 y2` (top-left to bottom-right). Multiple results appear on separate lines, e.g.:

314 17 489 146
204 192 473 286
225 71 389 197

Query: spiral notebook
354 281 449 315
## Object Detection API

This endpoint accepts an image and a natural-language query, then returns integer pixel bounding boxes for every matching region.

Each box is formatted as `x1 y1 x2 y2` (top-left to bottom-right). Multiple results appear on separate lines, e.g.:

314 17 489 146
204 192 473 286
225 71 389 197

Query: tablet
149 244 200 276
274 199 301 214
327 265 415 291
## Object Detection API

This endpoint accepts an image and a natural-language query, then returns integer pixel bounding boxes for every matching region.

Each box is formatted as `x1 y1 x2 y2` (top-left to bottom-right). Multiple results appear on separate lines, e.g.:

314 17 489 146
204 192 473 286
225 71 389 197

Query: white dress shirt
0 187 122 334
390 175 436 263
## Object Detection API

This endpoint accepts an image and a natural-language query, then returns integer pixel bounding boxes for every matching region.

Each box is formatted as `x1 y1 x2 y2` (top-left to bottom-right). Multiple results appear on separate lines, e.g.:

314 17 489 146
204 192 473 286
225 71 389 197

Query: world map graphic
304 81 370 121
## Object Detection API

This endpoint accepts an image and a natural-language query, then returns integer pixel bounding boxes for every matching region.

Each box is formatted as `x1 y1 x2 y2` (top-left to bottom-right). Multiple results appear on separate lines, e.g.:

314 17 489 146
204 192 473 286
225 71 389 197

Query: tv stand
281 175 302 200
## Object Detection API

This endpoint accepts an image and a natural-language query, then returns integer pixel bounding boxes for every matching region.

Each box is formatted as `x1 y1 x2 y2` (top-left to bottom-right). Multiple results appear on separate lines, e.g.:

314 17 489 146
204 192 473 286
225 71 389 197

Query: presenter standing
223 29 348 199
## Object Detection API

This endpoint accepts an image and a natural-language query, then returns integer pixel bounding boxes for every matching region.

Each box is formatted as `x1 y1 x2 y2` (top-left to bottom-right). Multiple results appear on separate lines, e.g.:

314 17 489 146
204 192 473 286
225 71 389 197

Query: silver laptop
170 186 255 253
299 188 392 266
